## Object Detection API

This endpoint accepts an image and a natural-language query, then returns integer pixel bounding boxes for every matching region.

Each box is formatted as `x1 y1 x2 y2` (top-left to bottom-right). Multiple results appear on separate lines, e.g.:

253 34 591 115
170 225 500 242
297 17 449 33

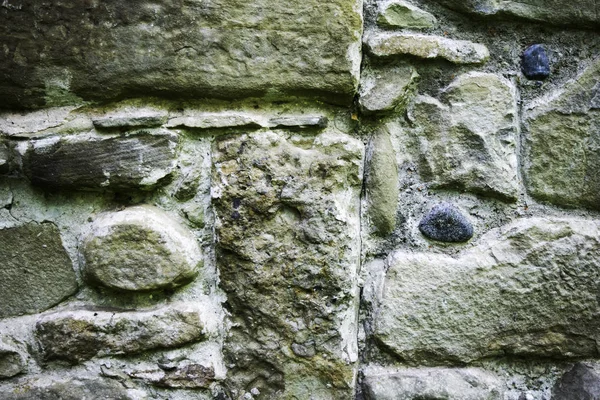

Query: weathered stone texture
0 141 9 174
430 0 600 27
552 363 600 400
0 222 76 318
377 0 437 29
128 363 215 389
82 205 202 292
363 366 505 400
524 58 600 210
366 128 399 236
36 303 206 363
19 130 178 191
0 341 26 379
409 72 519 201
0 0 362 109
0 377 145 400
375 217 600 364
365 32 489 64
91 108 168 129
359 63 419 115
213 130 363 398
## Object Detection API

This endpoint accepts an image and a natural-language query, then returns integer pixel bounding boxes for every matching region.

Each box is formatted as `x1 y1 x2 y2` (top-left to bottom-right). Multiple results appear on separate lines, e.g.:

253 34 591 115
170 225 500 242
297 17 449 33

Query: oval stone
418 203 473 243
521 44 550 81
82 206 202 291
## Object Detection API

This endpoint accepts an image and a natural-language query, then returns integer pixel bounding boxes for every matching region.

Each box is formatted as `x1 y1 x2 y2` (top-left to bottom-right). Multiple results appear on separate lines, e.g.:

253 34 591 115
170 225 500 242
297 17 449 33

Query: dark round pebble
418 203 473 243
521 44 550 81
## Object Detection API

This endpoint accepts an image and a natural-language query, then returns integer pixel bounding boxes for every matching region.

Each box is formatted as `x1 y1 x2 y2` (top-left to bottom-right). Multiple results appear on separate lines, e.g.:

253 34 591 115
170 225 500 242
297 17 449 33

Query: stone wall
0 0 599 399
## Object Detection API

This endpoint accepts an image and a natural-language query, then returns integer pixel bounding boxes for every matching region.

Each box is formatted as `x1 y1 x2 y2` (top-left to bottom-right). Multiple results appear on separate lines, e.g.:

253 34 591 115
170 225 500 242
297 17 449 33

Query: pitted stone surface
524 57 600 210
36 303 206 363
365 32 489 64
0 0 362 109
0 222 76 318
213 129 363 398
20 130 178 191
409 72 519 200
375 217 600 364
418 203 473 242
82 205 202 292
363 366 504 400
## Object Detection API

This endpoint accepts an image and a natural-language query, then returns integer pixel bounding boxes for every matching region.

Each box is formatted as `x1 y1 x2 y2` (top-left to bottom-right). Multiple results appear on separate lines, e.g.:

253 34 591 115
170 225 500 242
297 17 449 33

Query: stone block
377 0 437 29
82 205 202 292
359 63 419 115
0 340 26 379
36 303 206 363
374 217 600 364
0 222 77 318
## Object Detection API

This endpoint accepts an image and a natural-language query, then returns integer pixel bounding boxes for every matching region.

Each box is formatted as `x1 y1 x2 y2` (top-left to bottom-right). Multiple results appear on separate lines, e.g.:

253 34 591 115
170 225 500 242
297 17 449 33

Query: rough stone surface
36 303 206 363
552 363 600 400
0 222 77 318
0 377 145 400
430 0 600 27
92 108 168 129
359 63 419 115
408 72 519 200
365 32 489 64
418 203 473 242
267 115 328 129
19 130 178 191
213 130 363 398
0 0 362 109
0 141 9 174
166 113 262 130
82 205 202 292
128 363 215 389
524 57 600 210
522 45 550 81
377 0 437 29
375 217 600 364
0 341 26 379
363 366 504 400
366 128 399 236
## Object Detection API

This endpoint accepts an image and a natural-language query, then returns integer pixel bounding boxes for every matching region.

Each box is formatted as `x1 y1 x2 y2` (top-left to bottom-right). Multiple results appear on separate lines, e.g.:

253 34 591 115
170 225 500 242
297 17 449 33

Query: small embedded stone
418 203 473 242
82 205 202 292
0 341 26 379
552 363 600 400
521 44 550 80
377 0 437 29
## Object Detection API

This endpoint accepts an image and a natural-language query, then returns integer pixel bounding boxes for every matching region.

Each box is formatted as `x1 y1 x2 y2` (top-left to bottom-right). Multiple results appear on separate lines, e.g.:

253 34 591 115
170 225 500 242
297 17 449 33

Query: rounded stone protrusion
82 205 202 292
418 203 473 243
521 44 550 81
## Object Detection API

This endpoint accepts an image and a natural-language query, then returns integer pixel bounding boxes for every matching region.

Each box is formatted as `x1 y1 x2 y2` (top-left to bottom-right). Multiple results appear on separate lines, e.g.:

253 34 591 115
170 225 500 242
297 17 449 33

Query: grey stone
365 32 489 64
363 366 504 400
366 128 399 236
375 217 600 364
409 72 519 201
19 130 178 191
82 205 202 292
166 113 262 130
359 63 419 115
128 363 215 389
267 115 328 129
0 341 26 379
552 363 600 400
36 303 206 363
91 108 168 129
418 203 473 242
0 141 9 174
429 0 600 27
0 377 146 400
0 222 77 318
0 107 76 136
0 0 362 109
213 129 363 398
377 0 437 29
524 58 600 210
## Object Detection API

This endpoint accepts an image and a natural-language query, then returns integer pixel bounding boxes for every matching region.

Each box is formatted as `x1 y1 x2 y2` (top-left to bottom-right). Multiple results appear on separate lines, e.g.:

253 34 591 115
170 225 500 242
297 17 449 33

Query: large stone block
363 366 504 400
430 0 600 27
0 0 362 109
19 130 178 191
408 72 519 201
213 129 363 398
0 222 77 318
82 205 202 292
374 217 600 364
36 303 206 363
524 58 600 210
